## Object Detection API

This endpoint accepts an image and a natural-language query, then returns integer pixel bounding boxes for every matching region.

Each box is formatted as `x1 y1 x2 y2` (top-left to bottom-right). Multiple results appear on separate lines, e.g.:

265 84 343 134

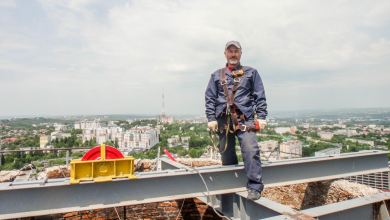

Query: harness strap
221 66 256 132
211 66 257 154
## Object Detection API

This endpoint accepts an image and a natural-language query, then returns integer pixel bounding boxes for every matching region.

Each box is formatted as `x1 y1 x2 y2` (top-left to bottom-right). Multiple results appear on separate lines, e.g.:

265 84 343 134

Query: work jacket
205 63 267 122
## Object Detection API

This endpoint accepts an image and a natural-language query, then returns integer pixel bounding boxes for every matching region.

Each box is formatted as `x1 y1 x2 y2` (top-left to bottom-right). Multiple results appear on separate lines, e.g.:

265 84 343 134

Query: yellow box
69 145 137 184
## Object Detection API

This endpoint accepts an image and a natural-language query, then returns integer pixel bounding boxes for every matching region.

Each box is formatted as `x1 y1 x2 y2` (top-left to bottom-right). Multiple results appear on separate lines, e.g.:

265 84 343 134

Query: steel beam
199 192 307 220
302 192 390 220
0 151 388 219
263 192 390 220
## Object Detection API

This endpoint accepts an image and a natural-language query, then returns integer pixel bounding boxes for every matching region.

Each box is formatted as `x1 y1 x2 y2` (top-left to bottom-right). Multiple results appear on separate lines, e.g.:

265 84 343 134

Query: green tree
59 151 66 157
72 152 85 159
188 148 204 158
114 138 119 149
189 149 198 158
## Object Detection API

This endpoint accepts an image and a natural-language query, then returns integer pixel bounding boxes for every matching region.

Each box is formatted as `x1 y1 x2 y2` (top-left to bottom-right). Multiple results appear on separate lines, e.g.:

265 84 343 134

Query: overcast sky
0 0 389 117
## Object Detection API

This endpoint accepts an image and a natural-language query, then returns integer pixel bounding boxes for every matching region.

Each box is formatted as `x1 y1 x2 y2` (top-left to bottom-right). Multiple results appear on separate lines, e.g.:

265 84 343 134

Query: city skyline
1 0 389 116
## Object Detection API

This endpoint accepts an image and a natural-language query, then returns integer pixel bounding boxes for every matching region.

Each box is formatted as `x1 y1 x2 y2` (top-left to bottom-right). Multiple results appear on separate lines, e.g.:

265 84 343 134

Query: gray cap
225 41 241 50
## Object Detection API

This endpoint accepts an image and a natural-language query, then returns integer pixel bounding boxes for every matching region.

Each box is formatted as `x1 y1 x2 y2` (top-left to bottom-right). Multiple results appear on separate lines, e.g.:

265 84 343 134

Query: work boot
247 188 261 201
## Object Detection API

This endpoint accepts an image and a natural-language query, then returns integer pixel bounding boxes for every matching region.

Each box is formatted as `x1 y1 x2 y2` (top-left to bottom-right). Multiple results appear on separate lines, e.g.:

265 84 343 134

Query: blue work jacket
205 64 267 122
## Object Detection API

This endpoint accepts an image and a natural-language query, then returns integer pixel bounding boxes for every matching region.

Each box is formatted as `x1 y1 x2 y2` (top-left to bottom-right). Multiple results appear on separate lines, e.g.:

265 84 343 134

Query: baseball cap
225 41 241 50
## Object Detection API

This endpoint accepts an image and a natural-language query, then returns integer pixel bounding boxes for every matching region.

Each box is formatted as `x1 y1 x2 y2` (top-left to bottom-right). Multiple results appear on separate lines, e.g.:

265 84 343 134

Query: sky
0 0 389 117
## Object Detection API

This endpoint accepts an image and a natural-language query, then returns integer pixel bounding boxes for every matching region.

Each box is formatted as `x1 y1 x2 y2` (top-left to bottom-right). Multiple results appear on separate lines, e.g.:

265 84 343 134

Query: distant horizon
1 107 390 120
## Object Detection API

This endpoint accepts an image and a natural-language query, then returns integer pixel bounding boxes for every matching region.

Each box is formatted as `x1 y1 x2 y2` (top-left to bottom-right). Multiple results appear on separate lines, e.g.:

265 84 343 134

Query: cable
192 167 231 219
114 206 122 220
175 198 185 220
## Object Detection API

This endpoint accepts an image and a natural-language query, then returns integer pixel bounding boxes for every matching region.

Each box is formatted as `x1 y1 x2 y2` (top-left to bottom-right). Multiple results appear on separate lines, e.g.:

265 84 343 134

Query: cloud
0 0 16 8
0 0 390 116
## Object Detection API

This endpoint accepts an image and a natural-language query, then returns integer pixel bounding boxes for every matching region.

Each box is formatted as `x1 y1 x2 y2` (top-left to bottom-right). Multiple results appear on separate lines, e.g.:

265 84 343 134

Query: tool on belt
209 67 259 154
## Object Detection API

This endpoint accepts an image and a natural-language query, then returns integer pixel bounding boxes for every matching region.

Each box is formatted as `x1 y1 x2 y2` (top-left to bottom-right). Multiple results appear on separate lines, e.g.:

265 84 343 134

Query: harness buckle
221 81 227 86
234 78 241 83
241 125 247 131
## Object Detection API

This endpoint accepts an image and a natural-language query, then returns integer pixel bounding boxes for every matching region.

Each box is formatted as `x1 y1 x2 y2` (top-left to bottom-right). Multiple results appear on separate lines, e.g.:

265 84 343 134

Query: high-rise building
280 140 302 159
122 126 160 150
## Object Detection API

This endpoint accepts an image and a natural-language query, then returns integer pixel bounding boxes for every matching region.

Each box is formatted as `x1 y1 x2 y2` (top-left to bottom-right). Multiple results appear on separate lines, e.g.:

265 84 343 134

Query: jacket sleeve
205 73 217 122
252 70 268 120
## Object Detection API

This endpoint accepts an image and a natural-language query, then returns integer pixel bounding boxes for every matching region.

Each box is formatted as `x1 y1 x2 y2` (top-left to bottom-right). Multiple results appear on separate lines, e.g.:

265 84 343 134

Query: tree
105 141 114 146
114 138 119 149
189 148 203 158
59 151 66 158
189 149 198 158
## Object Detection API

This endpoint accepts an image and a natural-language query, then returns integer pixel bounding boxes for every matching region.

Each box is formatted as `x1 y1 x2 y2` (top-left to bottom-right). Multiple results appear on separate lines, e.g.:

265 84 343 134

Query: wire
175 198 185 220
192 167 231 219
114 206 122 220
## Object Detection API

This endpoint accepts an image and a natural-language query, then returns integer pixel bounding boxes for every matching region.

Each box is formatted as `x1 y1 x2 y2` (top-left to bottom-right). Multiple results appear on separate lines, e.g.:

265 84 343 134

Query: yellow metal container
69 144 137 184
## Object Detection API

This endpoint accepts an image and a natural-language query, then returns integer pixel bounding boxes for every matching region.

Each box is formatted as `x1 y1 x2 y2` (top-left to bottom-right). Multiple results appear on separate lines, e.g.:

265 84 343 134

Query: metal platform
0 150 389 219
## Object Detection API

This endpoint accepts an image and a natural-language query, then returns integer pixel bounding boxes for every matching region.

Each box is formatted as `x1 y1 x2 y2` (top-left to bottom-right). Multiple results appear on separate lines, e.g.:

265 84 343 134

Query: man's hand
208 121 218 132
257 119 267 132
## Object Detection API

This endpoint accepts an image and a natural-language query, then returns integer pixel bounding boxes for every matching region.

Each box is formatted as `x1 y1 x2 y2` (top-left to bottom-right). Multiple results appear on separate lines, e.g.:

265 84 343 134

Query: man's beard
228 58 239 65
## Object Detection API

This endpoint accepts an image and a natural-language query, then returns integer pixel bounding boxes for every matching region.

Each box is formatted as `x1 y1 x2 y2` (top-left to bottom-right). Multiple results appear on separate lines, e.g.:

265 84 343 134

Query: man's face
224 45 242 65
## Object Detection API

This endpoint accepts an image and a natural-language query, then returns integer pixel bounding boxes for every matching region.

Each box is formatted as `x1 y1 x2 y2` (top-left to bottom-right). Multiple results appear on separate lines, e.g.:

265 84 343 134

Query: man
205 41 267 200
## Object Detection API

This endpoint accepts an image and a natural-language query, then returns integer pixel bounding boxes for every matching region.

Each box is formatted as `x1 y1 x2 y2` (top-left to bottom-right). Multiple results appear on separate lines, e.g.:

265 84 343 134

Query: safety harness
209 66 258 153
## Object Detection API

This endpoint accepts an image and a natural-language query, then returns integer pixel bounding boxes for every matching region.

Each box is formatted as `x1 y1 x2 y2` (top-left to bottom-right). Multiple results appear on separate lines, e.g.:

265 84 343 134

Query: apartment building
274 127 297 135
346 138 375 147
258 140 279 152
280 140 302 159
74 119 106 129
39 135 51 149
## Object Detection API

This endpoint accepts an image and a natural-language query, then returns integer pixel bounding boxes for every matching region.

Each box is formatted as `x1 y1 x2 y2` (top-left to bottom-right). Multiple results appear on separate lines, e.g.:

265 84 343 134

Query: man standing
205 41 267 200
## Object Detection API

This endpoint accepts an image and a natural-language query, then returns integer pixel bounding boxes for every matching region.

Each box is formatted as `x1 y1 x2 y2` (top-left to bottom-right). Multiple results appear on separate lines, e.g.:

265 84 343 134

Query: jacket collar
226 63 242 71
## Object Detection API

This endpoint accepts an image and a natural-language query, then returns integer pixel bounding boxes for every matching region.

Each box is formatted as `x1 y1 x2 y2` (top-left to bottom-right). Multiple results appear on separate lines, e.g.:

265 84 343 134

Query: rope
175 198 185 220
114 206 122 220
192 167 231 219
209 129 229 155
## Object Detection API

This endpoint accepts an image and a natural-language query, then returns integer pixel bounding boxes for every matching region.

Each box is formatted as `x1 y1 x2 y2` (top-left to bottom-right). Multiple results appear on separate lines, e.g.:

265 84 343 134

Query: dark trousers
216 114 264 192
